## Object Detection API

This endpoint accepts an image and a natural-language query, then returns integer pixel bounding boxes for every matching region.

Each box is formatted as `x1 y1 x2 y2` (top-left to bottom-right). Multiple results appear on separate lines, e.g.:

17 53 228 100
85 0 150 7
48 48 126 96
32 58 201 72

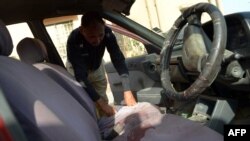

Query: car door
104 24 162 104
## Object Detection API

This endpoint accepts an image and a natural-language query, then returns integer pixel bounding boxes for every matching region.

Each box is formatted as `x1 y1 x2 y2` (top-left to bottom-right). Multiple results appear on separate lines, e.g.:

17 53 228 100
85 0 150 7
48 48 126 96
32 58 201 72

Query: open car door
104 24 163 105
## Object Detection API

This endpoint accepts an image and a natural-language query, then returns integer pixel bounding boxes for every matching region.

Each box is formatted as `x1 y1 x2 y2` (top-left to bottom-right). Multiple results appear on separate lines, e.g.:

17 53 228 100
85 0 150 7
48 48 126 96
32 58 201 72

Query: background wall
128 0 222 33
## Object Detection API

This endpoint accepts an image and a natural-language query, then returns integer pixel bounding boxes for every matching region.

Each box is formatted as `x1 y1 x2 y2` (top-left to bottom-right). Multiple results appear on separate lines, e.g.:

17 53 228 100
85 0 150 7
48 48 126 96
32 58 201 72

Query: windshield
127 0 250 37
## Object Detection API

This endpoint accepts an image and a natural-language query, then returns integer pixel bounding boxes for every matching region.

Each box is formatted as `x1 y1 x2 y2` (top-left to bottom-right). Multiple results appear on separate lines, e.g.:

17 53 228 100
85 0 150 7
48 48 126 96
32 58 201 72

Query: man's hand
96 98 116 116
124 90 137 106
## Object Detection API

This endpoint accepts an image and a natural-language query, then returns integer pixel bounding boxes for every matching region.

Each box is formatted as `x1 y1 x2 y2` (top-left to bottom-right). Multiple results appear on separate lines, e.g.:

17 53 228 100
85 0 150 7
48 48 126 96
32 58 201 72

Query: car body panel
105 54 162 104
0 0 135 24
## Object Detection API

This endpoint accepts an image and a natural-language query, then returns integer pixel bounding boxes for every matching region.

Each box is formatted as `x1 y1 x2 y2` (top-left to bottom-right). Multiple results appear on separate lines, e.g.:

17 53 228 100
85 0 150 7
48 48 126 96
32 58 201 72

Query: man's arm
96 98 116 116
105 27 137 106
68 44 116 116
67 31 116 116
121 74 137 106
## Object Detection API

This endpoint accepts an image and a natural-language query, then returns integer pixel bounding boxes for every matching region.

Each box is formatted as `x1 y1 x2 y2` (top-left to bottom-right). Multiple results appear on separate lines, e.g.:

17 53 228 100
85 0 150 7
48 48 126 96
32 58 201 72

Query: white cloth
98 102 223 141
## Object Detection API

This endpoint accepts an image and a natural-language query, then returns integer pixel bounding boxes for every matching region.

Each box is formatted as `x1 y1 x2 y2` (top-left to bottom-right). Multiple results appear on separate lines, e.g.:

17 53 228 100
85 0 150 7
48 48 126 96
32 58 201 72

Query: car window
44 15 80 64
44 15 147 65
128 1 214 37
112 30 147 58
7 23 34 59
104 22 147 62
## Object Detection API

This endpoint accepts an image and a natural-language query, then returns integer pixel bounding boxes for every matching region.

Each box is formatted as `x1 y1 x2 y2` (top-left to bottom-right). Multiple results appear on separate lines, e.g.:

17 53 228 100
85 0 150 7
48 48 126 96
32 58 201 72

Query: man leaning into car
67 11 137 117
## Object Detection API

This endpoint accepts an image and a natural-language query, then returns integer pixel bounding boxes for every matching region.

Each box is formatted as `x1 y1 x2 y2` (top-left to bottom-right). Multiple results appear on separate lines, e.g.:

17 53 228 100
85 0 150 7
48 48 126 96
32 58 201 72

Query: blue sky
222 0 250 14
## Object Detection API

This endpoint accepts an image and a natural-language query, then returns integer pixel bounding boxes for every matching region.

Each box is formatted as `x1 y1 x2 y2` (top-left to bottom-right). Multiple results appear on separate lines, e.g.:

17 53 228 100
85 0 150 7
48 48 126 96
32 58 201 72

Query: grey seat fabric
16 37 49 65
0 20 101 141
11 25 223 141
16 37 97 119
17 38 227 141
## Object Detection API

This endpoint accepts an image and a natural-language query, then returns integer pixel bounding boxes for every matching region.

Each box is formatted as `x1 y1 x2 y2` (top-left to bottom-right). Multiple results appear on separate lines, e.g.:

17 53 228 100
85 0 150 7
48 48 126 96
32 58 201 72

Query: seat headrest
17 37 49 64
0 20 13 56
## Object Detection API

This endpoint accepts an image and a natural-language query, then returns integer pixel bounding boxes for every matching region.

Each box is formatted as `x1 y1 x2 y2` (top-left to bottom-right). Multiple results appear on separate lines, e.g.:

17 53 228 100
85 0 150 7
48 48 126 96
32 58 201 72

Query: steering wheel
160 3 227 100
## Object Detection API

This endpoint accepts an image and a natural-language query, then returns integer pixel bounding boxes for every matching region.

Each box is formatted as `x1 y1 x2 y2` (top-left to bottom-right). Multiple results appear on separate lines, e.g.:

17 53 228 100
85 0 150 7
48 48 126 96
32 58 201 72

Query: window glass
44 15 80 64
103 29 147 62
104 30 147 61
128 0 215 37
7 23 34 59
46 21 74 64
114 31 147 57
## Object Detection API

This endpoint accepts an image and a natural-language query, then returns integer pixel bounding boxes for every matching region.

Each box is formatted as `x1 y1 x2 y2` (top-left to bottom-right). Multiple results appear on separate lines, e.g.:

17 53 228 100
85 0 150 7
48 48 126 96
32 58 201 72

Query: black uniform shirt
67 26 128 101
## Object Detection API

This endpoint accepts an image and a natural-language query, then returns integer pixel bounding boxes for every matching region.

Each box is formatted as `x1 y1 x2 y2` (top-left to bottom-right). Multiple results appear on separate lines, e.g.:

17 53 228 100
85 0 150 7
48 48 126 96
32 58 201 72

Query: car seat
0 20 101 141
15 37 164 139
16 37 97 119
14 35 224 141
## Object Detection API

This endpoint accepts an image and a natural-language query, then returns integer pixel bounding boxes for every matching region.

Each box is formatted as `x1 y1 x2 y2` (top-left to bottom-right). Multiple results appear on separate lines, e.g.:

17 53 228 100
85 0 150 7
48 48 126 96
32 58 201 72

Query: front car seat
14 36 224 141
0 20 101 141
16 37 97 119
15 37 165 139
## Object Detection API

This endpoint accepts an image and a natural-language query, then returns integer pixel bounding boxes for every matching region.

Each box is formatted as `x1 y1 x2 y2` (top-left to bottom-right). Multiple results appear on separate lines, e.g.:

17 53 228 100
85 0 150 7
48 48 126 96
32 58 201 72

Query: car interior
0 18 223 141
0 0 250 141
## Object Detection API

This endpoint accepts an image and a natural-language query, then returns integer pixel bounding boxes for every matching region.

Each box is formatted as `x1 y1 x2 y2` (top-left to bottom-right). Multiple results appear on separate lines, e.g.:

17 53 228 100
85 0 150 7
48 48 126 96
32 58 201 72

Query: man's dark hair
81 11 105 27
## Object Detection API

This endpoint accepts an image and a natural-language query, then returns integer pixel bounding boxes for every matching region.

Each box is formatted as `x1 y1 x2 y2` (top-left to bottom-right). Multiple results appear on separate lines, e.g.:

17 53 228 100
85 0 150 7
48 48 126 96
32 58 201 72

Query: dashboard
170 12 250 87
201 12 250 88
203 12 250 57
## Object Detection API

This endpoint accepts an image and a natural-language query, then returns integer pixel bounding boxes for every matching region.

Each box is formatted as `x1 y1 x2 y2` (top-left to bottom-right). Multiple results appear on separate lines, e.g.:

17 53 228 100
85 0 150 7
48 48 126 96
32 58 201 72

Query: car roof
0 0 135 24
